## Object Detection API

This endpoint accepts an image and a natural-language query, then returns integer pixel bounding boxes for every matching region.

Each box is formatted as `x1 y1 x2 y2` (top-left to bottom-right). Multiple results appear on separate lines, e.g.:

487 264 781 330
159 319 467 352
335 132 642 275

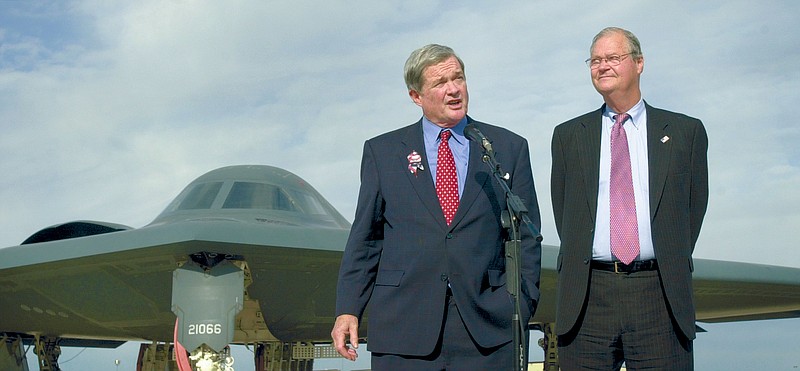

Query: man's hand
331 314 360 361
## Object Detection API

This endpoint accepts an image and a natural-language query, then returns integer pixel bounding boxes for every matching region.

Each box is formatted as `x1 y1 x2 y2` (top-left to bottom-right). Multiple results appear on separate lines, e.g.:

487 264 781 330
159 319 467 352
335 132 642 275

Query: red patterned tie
610 113 640 265
436 130 459 225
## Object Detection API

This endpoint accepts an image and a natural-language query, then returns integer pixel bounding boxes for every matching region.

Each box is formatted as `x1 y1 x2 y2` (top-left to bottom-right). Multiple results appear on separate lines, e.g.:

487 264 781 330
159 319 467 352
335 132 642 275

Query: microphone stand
474 138 542 371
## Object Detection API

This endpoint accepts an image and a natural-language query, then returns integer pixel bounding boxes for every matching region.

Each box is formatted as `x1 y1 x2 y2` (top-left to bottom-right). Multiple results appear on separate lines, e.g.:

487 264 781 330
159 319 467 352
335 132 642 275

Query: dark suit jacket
551 102 708 340
336 117 542 356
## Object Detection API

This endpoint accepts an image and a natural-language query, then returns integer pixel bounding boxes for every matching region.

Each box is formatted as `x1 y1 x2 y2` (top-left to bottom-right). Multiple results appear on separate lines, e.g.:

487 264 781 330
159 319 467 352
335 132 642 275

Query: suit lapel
450 119 491 228
645 104 671 221
401 121 449 228
581 108 604 224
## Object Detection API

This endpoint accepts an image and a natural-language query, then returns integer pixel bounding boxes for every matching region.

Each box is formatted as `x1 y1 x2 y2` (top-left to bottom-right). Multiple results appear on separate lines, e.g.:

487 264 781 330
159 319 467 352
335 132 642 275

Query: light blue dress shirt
422 117 469 199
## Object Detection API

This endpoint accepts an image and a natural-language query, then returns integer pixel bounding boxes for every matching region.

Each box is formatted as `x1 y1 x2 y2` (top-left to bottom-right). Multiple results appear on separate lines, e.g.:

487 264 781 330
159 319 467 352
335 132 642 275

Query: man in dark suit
332 44 542 370
551 27 708 370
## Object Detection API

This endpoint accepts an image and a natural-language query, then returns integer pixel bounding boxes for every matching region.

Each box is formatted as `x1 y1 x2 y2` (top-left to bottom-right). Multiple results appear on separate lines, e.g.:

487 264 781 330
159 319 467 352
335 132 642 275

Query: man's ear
409 90 422 107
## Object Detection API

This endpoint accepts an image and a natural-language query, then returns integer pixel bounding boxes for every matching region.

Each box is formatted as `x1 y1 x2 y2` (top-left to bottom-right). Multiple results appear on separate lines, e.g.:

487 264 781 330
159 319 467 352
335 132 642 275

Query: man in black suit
332 44 542 370
551 27 709 370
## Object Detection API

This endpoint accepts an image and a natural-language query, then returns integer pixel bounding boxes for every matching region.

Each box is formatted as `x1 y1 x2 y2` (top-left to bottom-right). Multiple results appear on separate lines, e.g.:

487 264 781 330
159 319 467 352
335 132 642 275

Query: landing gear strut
536 322 559 371
33 335 61 371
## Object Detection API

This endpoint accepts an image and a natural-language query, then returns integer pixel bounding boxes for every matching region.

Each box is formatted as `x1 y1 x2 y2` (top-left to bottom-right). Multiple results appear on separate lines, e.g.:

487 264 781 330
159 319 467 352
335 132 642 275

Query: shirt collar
604 99 645 129
422 116 468 145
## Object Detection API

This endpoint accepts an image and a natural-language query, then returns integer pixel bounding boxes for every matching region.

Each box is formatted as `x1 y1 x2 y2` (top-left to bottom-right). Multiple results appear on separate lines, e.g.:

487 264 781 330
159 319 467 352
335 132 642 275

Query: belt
591 259 658 274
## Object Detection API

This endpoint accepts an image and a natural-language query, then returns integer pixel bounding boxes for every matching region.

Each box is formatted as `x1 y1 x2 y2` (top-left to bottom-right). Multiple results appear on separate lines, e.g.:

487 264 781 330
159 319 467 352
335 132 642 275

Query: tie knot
613 113 630 126
440 129 451 142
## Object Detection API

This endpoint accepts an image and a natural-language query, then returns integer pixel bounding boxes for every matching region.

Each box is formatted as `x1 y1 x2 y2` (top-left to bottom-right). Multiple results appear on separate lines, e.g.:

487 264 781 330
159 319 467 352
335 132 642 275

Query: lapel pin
661 136 670 143
407 150 424 176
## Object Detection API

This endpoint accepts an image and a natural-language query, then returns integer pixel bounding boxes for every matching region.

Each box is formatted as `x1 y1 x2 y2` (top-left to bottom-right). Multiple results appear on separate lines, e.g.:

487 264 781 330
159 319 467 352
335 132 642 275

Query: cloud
1 1 799 264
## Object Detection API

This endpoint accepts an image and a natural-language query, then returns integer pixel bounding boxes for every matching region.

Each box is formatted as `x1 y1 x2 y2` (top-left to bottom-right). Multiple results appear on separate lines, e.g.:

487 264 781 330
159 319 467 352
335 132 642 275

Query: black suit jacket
550 102 708 339
336 117 542 356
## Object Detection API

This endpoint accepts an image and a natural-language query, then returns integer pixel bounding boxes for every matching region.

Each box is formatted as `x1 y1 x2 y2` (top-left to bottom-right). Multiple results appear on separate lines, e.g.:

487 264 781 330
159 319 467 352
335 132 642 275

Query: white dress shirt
593 100 656 262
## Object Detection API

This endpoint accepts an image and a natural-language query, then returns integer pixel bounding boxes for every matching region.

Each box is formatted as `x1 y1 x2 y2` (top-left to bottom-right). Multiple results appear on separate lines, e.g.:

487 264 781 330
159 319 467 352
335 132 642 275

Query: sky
1 0 798 370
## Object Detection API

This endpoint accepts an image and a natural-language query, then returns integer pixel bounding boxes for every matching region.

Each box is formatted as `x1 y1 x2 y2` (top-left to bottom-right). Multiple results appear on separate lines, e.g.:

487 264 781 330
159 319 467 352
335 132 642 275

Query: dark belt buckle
614 261 624 274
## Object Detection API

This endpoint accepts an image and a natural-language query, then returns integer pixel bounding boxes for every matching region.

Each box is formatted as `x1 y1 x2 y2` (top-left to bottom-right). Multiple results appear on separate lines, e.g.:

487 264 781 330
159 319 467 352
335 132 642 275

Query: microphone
464 123 493 156
465 123 509 180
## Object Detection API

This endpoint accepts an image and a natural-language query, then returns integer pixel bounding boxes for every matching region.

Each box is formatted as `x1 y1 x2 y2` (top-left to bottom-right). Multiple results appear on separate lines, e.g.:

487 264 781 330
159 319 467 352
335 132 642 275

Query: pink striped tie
610 113 640 265
436 130 459 225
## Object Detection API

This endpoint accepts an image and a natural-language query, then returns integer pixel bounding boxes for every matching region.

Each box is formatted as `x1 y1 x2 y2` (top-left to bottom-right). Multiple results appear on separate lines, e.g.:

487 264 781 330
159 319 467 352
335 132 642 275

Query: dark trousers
372 292 517 371
559 269 693 371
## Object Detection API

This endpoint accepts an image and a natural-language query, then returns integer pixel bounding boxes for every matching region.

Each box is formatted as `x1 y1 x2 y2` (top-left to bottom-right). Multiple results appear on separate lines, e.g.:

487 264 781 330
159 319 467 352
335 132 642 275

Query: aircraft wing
529 246 800 325
6 237 794 341
0 219 348 344
691 259 800 323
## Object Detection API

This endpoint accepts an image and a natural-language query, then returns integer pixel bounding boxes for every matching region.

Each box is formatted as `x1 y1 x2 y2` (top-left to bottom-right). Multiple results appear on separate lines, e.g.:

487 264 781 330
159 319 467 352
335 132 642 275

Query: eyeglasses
585 53 633 69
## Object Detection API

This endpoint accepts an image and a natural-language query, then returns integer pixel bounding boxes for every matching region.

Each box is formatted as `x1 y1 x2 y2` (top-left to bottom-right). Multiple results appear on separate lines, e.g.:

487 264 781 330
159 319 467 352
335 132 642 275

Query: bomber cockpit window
287 189 328 215
177 182 223 210
223 182 297 211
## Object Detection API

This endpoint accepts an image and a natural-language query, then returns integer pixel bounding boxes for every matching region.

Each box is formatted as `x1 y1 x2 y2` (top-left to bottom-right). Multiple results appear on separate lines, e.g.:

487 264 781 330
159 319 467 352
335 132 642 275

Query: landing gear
254 342 314 371
189 345 235 371
32 335 60 371
536 322 559 371
1 334 28 371
137 342 236 371
137 342 177 371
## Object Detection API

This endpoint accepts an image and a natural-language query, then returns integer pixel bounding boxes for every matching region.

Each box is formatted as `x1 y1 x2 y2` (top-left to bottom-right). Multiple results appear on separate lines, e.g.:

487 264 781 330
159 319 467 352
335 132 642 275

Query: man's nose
444 80 460 94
